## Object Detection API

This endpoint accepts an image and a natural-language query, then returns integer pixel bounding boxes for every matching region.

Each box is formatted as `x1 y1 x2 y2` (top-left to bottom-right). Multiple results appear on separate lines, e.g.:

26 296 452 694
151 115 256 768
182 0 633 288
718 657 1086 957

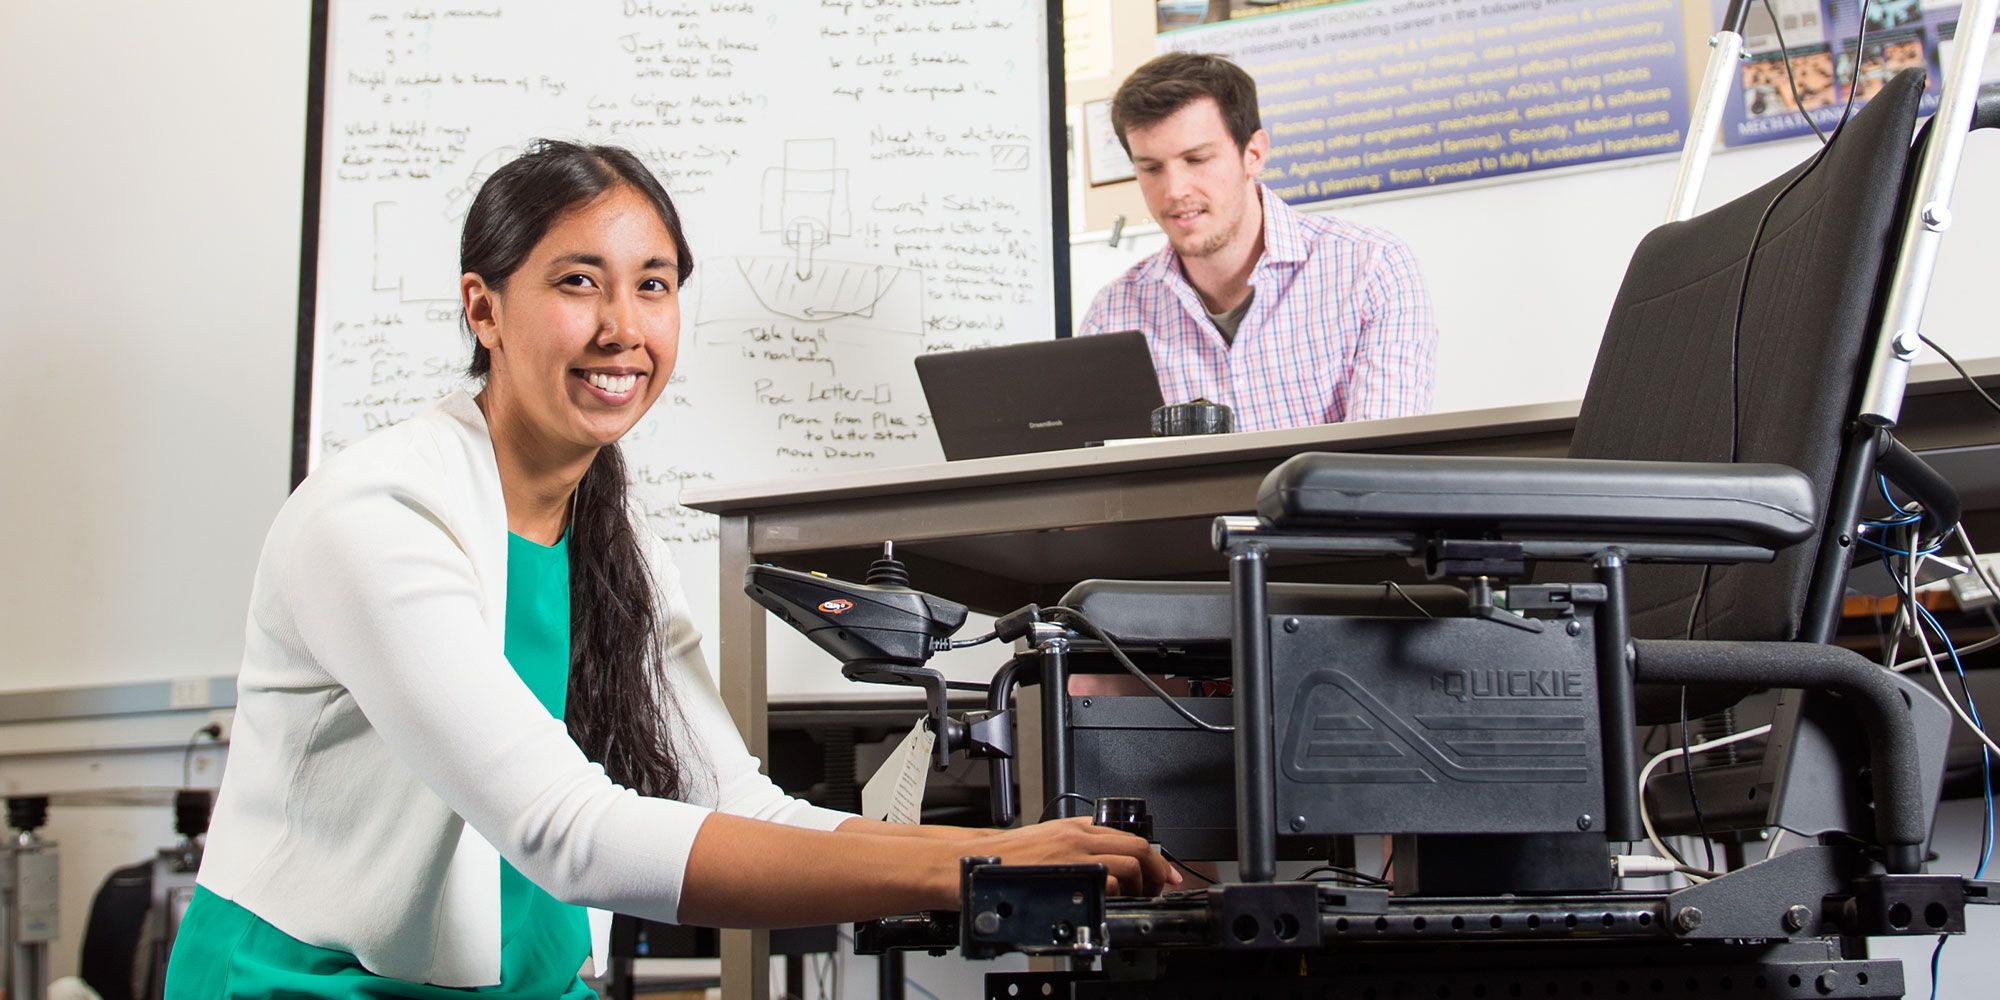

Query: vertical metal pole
716 515 770 1000
1039 639 1074 818
1801 425 1885 644
878 948 906 1000
1231 543 1276 883
986 657 1032 825
785 954 805 999
4 832 55 1000
1858 0 2000 426
1593 551 1642 843
1665 0 1751 221
1667 35 1746 221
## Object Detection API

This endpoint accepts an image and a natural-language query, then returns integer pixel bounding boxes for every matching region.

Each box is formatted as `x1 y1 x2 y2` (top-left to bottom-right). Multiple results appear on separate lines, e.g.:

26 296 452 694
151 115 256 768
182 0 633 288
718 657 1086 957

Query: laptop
917 330 1166 460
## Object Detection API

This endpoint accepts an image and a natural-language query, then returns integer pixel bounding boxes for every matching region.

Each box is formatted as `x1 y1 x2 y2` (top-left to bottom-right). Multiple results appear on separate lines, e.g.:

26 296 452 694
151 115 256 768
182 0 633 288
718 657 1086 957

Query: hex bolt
1892 328 1923 358
1283 617 1301 633
973 910 1002 935
1674 906 1703 933
1576 813 1594 831
1784 904 1812 932
1815 970 1841 995
1290 815 1308 832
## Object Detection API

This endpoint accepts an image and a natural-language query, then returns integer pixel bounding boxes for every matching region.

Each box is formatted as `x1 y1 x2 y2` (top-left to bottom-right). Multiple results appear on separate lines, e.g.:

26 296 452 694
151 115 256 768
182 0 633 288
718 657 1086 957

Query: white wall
0 0 308 695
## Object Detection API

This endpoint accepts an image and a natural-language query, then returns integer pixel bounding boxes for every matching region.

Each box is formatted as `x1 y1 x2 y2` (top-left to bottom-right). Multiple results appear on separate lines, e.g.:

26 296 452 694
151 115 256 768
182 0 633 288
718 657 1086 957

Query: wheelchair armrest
1257 453 1817 550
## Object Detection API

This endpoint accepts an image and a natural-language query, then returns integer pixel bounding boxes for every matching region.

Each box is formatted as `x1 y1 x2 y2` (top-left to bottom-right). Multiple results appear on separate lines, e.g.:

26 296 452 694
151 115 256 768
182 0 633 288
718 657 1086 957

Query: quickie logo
1433 668 1585 702
818 599 855 615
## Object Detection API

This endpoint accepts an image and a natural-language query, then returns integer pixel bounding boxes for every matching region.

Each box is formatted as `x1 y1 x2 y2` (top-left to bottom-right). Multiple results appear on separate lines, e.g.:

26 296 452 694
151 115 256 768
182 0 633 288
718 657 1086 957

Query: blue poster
1718 0 1987 145
1162 0 1693 203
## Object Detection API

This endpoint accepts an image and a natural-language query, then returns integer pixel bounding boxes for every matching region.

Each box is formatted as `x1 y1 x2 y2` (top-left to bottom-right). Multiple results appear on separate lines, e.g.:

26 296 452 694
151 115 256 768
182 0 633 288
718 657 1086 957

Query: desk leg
717 514 770 1000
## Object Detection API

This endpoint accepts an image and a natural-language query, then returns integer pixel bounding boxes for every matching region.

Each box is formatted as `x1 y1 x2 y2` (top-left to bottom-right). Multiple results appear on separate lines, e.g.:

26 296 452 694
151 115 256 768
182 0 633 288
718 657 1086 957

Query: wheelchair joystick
745 545 1020 775
1092 796 1154 842
866 540 912 588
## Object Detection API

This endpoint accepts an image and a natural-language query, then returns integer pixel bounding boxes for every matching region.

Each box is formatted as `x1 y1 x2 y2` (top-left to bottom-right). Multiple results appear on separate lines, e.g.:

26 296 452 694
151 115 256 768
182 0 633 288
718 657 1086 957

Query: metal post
3 830 56 1000
1665 0 1752 221
878 947 906 1000
1039 637 1075 819
716 516 770 1000
1801 425 1885 644
1858 0 2000 426
1593 551 1642 844
1231 543 1276 883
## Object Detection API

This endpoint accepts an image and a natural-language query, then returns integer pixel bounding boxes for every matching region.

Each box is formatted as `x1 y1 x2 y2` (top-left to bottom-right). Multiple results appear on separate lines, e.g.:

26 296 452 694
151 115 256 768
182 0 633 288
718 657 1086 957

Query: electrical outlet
169 677 211 709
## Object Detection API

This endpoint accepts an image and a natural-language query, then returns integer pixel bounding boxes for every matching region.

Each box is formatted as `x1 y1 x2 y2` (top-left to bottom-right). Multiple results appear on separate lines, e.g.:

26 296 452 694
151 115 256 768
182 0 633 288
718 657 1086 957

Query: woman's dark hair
459 140 698 801
1110 52 1263 154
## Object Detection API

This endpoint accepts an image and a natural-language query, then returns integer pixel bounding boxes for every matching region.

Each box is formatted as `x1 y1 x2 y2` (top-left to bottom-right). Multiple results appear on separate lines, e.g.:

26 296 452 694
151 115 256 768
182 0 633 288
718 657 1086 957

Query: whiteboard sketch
304 2 1059 690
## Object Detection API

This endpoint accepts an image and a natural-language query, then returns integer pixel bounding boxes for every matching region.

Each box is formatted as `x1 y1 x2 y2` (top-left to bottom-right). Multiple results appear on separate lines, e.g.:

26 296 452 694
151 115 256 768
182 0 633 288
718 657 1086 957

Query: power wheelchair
748 69 2000 997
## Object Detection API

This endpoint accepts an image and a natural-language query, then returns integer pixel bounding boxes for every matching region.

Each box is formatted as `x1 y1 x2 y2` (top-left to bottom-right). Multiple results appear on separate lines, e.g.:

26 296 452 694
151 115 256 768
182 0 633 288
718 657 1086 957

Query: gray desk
680 361 2000 1000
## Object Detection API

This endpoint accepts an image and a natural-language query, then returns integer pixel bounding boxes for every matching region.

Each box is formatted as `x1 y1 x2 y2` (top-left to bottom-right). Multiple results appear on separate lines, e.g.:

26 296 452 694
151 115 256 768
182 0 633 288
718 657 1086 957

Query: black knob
1093 796 1153 841
7 796 49 834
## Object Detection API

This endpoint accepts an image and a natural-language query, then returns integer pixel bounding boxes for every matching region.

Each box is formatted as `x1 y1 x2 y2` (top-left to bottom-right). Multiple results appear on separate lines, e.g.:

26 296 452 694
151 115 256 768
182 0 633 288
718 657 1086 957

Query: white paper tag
861 718 935 825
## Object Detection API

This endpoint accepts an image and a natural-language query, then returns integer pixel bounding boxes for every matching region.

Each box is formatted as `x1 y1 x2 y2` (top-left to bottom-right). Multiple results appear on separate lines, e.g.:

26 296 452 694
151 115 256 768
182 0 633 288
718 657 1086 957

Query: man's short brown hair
1110 52 1262 154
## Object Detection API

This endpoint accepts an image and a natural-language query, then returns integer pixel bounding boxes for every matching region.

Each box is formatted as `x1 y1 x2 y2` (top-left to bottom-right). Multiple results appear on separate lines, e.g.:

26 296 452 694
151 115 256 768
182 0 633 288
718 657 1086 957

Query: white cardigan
198 391 851 986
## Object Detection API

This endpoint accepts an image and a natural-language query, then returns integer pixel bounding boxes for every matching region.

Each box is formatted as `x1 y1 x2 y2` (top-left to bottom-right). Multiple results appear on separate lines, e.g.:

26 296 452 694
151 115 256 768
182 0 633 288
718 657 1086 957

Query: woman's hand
950 816 1180 903
680 814 1180 928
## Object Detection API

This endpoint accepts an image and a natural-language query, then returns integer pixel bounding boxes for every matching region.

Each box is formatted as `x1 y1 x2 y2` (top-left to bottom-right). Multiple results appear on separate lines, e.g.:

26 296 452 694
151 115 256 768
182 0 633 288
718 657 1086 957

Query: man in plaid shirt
1079 53 1438 431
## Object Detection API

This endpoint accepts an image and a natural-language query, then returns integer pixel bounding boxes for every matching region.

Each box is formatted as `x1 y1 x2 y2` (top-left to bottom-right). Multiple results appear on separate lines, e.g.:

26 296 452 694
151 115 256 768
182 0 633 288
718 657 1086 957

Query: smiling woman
161 141 1173 999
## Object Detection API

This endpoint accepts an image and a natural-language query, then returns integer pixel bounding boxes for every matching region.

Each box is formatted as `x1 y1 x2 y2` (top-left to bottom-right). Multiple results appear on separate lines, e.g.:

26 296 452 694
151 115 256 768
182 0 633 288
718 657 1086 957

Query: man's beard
1173 201 1243 259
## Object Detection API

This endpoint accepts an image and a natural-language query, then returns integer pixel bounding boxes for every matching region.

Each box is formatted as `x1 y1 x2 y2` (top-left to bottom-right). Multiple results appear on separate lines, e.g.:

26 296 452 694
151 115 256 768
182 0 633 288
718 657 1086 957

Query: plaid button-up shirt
1078 187 1437 432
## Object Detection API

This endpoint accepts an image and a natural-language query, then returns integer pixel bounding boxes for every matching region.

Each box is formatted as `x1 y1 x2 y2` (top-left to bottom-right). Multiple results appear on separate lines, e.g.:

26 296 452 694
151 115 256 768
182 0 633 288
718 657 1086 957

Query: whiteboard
297 0 1067 685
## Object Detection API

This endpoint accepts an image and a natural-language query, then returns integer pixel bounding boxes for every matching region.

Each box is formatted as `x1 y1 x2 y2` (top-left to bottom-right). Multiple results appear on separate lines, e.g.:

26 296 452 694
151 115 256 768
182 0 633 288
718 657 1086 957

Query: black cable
1299 864 1391 887
1045 606 1234 734
1928 932 1949 1000
1682 560 1714 640
1381 581 1434 618
1723 1 1870 466
1919 334 2000 418
1682 0 1877 710
1760 0 1830 145
1039 791 1096 822
1379 846 1395 880
183 722 222 787
1679 686 1719 873
937 631 998 651
1159 845 1218 885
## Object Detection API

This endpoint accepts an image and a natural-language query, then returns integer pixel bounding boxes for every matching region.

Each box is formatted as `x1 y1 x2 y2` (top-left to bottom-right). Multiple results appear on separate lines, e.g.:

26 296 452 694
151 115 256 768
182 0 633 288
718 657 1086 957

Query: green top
164 532 594 999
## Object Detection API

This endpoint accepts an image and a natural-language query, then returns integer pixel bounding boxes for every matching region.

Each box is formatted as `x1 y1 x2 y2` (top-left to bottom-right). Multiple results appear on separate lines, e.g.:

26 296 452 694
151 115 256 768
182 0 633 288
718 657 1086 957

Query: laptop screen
916 331 1166 461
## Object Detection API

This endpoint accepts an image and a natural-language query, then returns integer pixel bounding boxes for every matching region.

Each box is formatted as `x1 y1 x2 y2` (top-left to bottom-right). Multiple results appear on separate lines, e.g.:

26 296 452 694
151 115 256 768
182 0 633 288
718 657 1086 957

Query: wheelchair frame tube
1633 639 1931 871
1800 424 1885 645
1665 0 1751 222
1593 550 1643 843
1039 638 1075 819
988 655 1036 826
1231 542 1277 883
1858 0 2000 426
